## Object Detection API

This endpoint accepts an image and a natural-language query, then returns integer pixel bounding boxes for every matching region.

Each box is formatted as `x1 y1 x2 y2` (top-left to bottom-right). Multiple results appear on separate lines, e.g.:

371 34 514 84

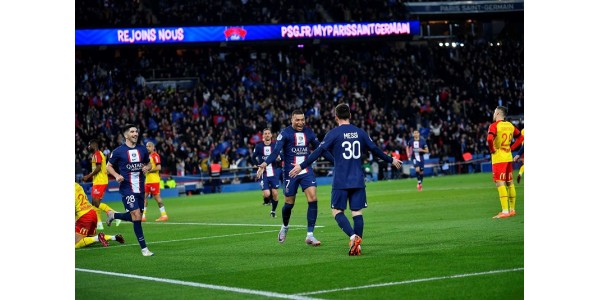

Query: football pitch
75 173 524 299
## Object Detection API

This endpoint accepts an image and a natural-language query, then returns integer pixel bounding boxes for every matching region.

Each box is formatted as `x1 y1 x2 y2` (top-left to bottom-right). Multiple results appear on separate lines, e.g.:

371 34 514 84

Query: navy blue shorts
331 188 367 211
283 173 317 197
121 193 144 211
260 175 280 191
412 158 425 170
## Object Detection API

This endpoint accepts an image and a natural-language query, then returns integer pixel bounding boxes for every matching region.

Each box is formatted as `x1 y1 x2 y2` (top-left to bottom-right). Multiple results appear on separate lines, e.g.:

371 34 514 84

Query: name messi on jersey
344 132 358 139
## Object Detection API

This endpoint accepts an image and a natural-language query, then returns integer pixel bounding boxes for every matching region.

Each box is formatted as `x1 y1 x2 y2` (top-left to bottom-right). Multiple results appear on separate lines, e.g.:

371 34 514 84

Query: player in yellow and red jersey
143 141 168 222
82 139 120 228
75 182 124 248
487 106 524 219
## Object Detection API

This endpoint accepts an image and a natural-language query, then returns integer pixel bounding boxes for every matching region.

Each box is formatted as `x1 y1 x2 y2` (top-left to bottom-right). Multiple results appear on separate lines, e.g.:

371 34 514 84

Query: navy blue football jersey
300 124 392 189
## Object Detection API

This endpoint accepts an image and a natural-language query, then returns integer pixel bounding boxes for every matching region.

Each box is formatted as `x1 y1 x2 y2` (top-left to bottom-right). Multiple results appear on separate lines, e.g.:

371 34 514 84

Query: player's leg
128 194 153 256
506 164 517 216
104 234 125 244
107 194 151 255
303 180 320 246
142 195 148 222
260 177 269 205
75 211 106 248
262 188 271 206
91 185 108 228
278 177 298 243
491 163 511 218
278 195 295 243
517 164 524 184
493 181 510 218
75 233 108 248
143 185 151 221
154 192 168 221
507 182 517 216
416 163 424 191
93 203 104 230
331 190 353 236
98 202 121 226
347 188 366 255
270 187 279 218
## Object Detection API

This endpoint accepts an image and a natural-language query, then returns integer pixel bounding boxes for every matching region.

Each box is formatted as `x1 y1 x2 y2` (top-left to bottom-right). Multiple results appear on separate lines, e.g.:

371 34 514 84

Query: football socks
335 213 354 237
307 201 318 233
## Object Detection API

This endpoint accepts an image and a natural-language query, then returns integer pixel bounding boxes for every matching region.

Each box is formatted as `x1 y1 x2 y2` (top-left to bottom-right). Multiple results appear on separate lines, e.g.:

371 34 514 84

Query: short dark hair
122 124 137 135
262 127 272 133
291 109 304 117
89 139 99 146
335 103 350 120
496 106 508 116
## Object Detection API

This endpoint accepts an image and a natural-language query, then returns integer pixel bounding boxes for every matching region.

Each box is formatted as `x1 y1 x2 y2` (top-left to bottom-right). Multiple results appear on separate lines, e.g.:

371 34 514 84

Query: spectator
165 176 177 189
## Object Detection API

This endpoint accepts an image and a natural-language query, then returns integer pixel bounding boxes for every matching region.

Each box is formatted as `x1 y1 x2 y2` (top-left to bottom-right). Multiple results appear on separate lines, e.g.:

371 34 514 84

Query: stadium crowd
75 1 524 182
76 0 409 29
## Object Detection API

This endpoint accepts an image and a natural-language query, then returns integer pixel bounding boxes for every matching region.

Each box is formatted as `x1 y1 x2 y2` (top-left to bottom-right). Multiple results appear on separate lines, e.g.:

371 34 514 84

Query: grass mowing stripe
76 268 324 300
77 173 523 299
296 267 524 296
75 228 293 251
139 222 325 227
77 228 313 251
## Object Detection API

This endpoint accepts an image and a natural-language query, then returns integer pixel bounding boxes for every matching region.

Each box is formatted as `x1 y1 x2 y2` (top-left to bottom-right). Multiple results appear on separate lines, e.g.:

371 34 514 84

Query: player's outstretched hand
256 163 267 180
289 163 302 178
391 158 402 169
256 167 264 180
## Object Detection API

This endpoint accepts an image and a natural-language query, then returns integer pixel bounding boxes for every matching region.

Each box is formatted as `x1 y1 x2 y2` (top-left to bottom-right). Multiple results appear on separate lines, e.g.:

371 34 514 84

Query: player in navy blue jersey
105 124 155 256
290 103 402 255
251 128 281 217
406 129 429 191
257 110 334 246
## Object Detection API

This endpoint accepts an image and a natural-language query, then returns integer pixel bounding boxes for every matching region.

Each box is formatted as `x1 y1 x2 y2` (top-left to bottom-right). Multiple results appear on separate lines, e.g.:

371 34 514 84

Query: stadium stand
75 0 523 194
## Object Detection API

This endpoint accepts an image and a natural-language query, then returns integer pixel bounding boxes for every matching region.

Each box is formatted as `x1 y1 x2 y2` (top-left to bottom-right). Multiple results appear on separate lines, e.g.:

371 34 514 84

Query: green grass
76 173 524 299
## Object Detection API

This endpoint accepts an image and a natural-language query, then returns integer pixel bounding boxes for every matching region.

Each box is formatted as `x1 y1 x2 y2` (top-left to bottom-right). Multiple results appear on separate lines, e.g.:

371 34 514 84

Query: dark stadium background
75 0 524 193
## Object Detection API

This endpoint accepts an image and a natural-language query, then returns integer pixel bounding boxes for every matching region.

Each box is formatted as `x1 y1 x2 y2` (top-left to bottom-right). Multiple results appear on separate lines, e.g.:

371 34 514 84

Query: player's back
326 124 369 189
490 120 516 163
75 183 94 220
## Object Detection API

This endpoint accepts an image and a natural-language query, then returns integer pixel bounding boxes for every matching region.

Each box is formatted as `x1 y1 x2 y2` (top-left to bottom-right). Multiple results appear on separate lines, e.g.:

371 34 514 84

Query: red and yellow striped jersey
146 152 161 184
91 150 108 185
75 183 94 221
487 120 521 164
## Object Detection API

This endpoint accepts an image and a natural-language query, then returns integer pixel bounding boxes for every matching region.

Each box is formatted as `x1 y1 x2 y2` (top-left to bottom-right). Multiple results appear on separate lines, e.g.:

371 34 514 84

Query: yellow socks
508 184 517 212
75 237 96 249
94 206 103 222
98 202 114 214
497 185 509 213
519 165 524 176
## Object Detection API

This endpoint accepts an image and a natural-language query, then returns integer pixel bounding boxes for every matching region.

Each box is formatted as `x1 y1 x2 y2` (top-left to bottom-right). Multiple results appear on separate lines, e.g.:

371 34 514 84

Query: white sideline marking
76 228 304 251
296 267 524 296
143 222 324 228
76 268 323 300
